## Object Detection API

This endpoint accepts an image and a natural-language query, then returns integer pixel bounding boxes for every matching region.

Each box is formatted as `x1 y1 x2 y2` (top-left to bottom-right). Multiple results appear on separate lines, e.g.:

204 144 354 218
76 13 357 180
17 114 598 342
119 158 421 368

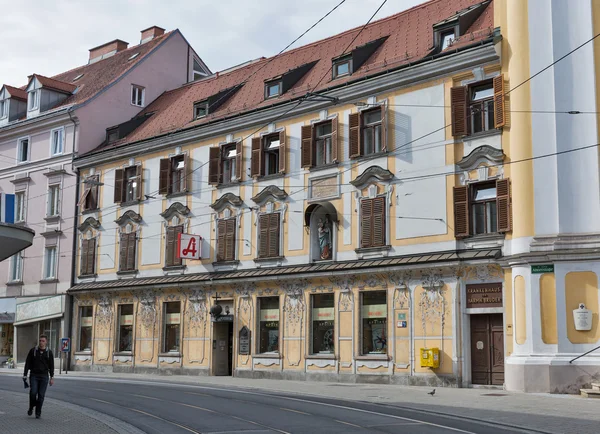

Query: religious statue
318 215 332 260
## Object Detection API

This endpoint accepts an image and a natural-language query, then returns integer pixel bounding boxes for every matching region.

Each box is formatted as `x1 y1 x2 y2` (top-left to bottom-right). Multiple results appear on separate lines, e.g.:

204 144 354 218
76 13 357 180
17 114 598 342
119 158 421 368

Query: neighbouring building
0 26 210 367
69 0 510 387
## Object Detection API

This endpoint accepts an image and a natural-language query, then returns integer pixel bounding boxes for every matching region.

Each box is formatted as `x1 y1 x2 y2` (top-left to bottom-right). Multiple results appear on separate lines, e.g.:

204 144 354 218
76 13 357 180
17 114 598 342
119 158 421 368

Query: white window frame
15 191 26 222
43 246 58 280
131 85 145 107
17 136 30 163
50 127 65 156
47 184 61 217
9 252 23 282
28 90 39 111
0 99 7 119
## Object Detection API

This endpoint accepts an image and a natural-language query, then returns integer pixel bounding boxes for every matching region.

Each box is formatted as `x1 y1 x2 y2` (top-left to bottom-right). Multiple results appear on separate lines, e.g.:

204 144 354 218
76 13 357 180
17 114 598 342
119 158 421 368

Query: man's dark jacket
23 347 54 378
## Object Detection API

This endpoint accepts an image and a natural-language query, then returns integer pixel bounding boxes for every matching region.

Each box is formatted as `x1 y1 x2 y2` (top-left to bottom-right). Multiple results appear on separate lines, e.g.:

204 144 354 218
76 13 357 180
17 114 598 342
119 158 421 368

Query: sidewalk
0 386 144 434
2 368 599 433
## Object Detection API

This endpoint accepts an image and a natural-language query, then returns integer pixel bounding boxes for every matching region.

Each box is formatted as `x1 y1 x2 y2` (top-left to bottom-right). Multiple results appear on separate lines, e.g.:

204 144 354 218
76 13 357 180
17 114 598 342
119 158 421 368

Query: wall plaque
239 326 251 355
466 283 502 308
308 174 340 202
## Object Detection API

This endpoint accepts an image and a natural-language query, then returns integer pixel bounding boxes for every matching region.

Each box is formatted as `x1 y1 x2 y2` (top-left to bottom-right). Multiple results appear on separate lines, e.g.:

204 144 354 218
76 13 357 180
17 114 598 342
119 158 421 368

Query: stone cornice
160 202 190 220
114 210 142 226
78 216 101 232
457 145 505 170
251 185 288 204
350 166 394 189
210 193 244 211
74 43 498 169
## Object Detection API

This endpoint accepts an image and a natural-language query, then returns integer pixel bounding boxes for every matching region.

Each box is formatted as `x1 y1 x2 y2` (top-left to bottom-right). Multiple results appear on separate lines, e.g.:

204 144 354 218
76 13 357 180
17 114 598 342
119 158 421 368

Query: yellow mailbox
420 347 440 368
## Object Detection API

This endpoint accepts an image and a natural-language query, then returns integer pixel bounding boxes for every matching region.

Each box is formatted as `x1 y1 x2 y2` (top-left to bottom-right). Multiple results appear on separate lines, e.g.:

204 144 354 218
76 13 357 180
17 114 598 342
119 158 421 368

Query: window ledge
165 191 188 199
114 352 134 357
352 151 388 162
257 173 284 182
6 281 23 287
43 168 67 177
213 260 240 271
39 278 59 284
117 270 138 277
254 353 281 359
81 208 99 216
217 181 240 188
356 354 390 361
163 265 185 275
309 162 339 173
120 200 141 207
78 274 97 280
44 215 61 223
355 245 392 259
159 353 182 357
463 129 501 141
75 351 93 356
254 256 285 268
305 354 337 360
462 233 505 249
40 230 63 238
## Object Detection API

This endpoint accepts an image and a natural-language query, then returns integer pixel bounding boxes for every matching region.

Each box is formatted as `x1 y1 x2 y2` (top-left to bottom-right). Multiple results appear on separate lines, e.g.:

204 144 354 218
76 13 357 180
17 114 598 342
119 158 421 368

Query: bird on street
428 389 436 396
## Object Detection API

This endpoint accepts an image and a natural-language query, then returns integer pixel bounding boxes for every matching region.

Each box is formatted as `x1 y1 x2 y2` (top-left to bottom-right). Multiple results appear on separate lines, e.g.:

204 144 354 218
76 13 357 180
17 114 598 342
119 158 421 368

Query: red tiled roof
2 85 28 101
92 0 493 153
29 74 78 94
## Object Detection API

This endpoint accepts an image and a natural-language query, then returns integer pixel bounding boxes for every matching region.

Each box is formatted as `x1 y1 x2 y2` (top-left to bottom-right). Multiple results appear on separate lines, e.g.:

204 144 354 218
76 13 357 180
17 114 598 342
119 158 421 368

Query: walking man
23 334 54 418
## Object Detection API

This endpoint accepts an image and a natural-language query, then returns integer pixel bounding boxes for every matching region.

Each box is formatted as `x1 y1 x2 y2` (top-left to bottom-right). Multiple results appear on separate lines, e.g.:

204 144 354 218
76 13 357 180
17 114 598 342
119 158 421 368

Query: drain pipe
67 107 79 372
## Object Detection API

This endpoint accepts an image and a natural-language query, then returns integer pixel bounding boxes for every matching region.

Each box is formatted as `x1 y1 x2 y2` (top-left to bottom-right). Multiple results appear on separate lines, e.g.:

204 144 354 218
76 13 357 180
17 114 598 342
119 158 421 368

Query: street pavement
1 369 598 433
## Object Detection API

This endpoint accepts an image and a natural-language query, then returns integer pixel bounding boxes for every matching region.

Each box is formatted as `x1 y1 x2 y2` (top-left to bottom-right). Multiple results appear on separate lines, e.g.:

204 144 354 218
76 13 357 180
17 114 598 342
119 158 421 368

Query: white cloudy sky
0 0 423 86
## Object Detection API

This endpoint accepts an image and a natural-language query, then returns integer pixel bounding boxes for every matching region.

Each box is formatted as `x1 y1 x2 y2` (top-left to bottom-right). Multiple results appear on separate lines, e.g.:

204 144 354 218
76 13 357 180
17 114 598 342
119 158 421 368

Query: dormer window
131 85 145 107
333 57 351 78
107 127 119 144
194 100 208 119
331 37 387 79
72 74 84 82
0 100 6 119
28 90 39 111
265 81 281 99
440 29 455 50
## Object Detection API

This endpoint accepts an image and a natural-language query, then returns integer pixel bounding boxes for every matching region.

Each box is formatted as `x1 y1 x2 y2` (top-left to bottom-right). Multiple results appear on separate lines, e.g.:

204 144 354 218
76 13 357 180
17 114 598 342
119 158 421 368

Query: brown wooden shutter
184 153 191 193
380 105 388 152
90 177 99 210
453 185 470 238
225 218 236 261
217 220 226 262
208 147 220 185
278 129 286 173
493 74 506 128
236 141 243 181
159 158 171 195
174 225 183 265
360 198 373 248
251 137 262 177
349 112 361 158
258 214 269 257
451 86 468 137
119 233 127 271
301 125 313 168
114 169 124 203
135 165 143 200
165 226 175 266
126 232 137 271
88 237 96 275
496 178 511 232
331 116 339 163
269 213 280 257
372 196 386 247
80 239 89 276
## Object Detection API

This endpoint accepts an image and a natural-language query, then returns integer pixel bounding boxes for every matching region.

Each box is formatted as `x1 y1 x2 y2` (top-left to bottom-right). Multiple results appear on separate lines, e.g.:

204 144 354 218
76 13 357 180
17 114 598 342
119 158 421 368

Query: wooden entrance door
470 314 504 385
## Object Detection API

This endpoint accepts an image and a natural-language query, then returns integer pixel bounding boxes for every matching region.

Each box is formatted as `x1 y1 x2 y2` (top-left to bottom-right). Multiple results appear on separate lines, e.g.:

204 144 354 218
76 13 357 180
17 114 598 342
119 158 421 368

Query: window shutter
114 169 124 203
80 239 89 276
88 237 96 275
453 186 470 238
251 137 262 177
184 153 191 192
165 226 175 266
174 225 183 265
493 74 506 128
269 213 280 257
126 232 136 271
236 141 243 181
496 178 511 232
451 86 468 137
90 178 99 210
258 214 269 258
331 116 339 163
119 233 128 271
208 147 221 185
301 125 313 168
349 112 361 158
159 158 171 195
225 218 236 261
360 199 373 248
278 129 286 173
380 105 388 152
135 165 143 200
217 220 226 262
372 196 386 247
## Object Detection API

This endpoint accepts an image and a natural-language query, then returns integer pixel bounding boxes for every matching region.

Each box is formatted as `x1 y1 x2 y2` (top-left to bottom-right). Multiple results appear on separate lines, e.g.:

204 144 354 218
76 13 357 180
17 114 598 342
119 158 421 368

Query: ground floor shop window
163 302 181 353
79 306 93 352
258 297 280 353
361 291 387 355
118 304 133 352
40 319 60 355
311 293 334 354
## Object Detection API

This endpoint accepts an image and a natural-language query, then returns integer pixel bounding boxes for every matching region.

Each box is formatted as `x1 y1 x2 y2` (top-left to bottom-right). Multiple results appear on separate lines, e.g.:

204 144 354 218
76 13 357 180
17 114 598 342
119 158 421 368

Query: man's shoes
35 414 40 419
27 409 32 416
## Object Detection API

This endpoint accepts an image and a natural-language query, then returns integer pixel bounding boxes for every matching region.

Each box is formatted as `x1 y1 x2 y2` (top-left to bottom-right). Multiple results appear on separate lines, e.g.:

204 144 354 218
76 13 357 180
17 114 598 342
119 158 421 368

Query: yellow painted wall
565 272 600 344
514 275 527 345
539 273 558 345
504 269 513 356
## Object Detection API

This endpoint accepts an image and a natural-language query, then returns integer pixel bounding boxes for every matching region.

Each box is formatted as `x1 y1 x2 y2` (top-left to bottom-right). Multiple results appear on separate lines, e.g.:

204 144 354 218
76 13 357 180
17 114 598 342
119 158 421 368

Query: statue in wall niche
318 215 332 260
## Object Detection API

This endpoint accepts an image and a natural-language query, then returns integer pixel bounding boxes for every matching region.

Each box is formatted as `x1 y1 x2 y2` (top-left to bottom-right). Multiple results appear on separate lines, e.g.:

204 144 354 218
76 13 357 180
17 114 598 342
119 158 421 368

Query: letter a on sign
178 233 202 259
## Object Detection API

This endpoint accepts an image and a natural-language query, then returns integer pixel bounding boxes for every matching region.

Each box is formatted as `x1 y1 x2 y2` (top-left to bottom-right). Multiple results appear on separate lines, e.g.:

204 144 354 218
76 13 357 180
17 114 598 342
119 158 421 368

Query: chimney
89 39 129 64
140 26 165 44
